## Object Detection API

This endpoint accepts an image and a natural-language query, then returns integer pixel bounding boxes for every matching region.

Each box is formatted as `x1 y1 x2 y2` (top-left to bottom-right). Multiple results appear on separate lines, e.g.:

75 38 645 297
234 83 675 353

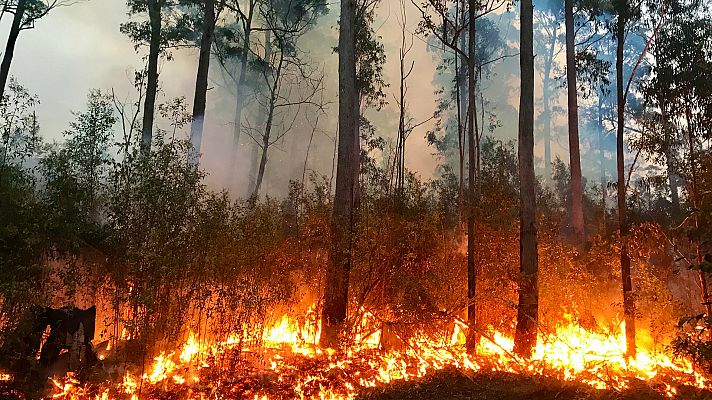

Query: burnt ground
358 368 712 400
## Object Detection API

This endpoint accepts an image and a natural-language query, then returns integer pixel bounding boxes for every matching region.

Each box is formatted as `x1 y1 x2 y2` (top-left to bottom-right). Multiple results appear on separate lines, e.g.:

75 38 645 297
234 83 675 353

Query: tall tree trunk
320 0 357 349
616 9 636 359
396 73 405 192
464 0 478 355
541 25 554 185
455 50 464 223
565 0 585 244
189 0 217 162
457 6 467 225
141 0 161 155
0 0 25 100
513 0 538 358
227 5 256 189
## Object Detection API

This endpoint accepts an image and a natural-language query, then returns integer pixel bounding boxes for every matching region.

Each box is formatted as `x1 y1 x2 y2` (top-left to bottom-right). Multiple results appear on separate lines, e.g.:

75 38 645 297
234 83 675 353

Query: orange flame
49 306 710 399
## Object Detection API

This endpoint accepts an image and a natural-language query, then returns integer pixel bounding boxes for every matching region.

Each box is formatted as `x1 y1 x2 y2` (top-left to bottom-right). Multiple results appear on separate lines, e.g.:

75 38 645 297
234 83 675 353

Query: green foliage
0 78 40 169
0 82 48 335
121 0 195 54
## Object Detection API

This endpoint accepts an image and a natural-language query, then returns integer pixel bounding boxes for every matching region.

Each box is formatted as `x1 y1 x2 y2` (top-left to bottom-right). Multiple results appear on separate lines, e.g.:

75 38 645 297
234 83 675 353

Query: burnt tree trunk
0 0 26 100
141 0 162 155
189 0 217 162
320 0 357 349
565 0 585 244
616 8 636 358
513 0 539 358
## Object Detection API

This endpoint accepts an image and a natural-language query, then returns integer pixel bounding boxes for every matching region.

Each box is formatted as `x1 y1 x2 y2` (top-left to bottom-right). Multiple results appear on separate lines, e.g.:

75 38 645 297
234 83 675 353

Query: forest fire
44 306 710 400
1 0 711 397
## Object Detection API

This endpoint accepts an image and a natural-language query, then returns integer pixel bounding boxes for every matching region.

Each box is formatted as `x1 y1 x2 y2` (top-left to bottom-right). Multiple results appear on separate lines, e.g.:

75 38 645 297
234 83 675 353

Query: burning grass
41 307 712 400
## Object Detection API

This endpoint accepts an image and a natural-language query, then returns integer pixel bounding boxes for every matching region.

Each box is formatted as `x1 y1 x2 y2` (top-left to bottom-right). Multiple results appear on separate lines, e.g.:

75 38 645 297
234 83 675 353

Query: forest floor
358 367 712 400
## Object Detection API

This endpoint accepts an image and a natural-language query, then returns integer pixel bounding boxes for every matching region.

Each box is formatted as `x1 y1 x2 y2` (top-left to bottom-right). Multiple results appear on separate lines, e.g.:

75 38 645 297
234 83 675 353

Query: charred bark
513 0 539 358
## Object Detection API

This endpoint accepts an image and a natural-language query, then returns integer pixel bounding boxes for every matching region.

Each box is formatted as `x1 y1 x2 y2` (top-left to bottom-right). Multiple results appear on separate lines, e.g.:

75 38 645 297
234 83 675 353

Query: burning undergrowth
43 305 712 400
2 144 712 399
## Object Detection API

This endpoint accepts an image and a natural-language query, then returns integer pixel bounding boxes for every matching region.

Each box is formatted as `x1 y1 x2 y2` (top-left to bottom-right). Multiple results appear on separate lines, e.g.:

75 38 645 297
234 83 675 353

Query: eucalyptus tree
242 0 326 198
213 0 262 185
121 0 193 154
533 1 563 185
413 0 509 353
635 0 712 338
565 0 585 243
513 0 538 358
321 0 357 349
612 0 641 358
320 0 385 348
188 0 227 161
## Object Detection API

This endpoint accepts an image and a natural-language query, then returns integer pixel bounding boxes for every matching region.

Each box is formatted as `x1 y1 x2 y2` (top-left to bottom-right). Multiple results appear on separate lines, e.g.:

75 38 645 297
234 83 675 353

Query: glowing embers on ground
50 308 711 400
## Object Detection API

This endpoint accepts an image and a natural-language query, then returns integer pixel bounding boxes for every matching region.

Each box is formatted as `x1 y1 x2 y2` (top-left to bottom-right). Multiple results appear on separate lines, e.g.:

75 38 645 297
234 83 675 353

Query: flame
49 307 711 399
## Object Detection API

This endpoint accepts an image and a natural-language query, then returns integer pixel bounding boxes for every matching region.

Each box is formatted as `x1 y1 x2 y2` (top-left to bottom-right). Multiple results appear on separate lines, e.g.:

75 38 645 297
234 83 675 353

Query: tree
122 0 192 154
413 0 508 354
188 0 226 161
392 0 427 195
513 0 539 358
0 0 70 100
246 0 325 198
320 0 357 348
534 2 563 185
614 0 636 358
565 0 584 243
635 0 712 337
214 0 260 187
